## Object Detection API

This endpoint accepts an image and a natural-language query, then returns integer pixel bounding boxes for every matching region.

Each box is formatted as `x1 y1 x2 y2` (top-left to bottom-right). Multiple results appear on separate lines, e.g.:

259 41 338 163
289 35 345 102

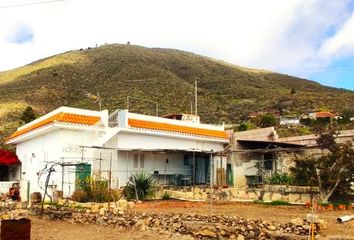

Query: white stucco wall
12 106 229 199
116 131 224 152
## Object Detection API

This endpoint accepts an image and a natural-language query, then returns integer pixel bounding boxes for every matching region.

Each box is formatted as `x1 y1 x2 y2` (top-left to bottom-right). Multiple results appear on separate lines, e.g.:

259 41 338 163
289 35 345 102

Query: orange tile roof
7 112 101 141
128 118 229 139
315 112 335 118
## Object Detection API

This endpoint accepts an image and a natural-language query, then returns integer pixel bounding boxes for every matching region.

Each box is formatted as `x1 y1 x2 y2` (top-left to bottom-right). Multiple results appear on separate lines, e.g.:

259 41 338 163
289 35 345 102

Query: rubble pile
0 203 324 239
69 211 321 239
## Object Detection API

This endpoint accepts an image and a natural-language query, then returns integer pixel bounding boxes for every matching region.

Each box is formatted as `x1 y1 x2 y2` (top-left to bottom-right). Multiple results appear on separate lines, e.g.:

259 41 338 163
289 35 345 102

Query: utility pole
97 92 101 111
195 78 198 115
126 96 130 111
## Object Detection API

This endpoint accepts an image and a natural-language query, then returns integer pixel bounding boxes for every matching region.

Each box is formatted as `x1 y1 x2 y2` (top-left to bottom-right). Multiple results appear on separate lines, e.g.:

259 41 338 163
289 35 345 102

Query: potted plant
319 202 329 211
338 202 346 210
326 203 334 211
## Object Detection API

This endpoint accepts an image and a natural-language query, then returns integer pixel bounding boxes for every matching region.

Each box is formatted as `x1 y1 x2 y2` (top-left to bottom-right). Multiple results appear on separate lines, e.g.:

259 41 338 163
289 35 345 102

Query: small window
140 154 145 168
133 154 139 168
264 160 273 171
183 155 189 166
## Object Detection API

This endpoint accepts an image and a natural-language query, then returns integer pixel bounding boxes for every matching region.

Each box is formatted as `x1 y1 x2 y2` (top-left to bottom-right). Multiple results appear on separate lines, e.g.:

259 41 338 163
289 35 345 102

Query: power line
0 0 65 9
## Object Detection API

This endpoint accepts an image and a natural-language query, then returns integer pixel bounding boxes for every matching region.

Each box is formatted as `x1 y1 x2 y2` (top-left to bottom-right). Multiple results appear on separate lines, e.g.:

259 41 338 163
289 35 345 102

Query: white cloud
319 12 354 59
0 0 353 80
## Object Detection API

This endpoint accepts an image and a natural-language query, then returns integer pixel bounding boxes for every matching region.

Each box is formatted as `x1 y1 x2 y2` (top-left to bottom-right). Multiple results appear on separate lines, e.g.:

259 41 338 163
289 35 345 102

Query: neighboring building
0 149 21 181
309 111 335 120
228 127 354 188
279 117 300 125
162 113 201 124
7 107 229 198
228 127 304 188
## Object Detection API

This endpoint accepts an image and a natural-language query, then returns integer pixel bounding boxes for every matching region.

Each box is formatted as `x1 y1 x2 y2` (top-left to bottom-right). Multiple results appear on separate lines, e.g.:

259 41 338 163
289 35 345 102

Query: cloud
6 23 34 44
319 12 354 59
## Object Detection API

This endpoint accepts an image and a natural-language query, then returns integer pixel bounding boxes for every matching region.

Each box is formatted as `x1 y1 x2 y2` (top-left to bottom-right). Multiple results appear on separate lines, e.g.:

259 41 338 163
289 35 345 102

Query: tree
260 114 277 128
290 128 354 202
290 88 296 94
340 108 354 123
20 106 36 124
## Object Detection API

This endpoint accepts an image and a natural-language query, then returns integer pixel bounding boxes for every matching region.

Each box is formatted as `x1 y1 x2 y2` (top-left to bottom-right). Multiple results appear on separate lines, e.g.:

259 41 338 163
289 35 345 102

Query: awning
237 139 305 149
0 150 20 165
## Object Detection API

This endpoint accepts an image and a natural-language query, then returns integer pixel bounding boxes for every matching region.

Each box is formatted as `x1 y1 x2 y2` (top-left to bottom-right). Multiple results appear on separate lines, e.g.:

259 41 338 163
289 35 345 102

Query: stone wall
164 185 319 204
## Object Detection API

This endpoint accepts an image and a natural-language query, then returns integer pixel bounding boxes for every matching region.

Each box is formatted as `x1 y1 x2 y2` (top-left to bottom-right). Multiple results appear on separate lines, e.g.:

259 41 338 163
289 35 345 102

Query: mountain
1 43 354 138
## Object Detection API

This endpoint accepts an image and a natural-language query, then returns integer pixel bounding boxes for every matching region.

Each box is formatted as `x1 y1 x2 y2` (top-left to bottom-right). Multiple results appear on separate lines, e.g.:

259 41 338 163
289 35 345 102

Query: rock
271 193 282 201
127 201 135 209
291 218 303 226
267 225 277 231
236 234 245 240
318 219 327 229
306 214 319 223
198 228 217 238
91 205 100 213
99 208 106 215
118 199 128 209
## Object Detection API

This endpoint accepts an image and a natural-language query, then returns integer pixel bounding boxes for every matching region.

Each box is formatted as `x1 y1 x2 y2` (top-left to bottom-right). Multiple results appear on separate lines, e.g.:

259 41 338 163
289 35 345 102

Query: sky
1 0 354 90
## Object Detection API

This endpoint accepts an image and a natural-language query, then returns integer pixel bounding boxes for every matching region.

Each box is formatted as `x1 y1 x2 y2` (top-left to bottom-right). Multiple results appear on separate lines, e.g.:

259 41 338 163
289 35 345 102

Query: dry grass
0 52 88 84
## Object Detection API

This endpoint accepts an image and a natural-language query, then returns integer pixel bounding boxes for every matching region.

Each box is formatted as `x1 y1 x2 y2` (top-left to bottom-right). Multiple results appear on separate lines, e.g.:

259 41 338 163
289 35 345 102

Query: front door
75 163 91 188
226 163 233 186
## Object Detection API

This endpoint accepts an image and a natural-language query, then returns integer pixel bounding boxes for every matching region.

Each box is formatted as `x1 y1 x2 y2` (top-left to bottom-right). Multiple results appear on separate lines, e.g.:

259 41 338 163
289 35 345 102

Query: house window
183 155 189 166
140 154 145 168
133 154 139 168
264 160 273 171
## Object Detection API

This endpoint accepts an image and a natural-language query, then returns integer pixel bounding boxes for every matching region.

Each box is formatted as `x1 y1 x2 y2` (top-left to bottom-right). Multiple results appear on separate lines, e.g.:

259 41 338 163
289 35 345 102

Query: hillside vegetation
1 44 354 139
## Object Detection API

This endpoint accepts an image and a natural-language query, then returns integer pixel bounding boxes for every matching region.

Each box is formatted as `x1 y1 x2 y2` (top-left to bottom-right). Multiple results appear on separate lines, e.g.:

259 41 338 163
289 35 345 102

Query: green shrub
162 191 171 200
20 106 36 123
74 177 112 202
266 173 293 185
253 199 290 205
269 200 290 205
124 172 157 201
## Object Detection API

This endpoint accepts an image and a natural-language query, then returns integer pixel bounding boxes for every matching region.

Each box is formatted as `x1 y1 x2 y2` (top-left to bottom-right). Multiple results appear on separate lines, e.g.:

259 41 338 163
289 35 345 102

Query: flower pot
326 204 334 211
338 204 346 210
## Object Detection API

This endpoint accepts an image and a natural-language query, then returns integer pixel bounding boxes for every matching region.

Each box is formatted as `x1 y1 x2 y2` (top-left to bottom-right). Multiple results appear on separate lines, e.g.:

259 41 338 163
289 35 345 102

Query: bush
124 172 156 201
266 173 293 185
20 106 36 123
269 200 290 205
72 189 88 202
253 199 290 205
162 191 171 200
74 177 112 202
260 114 277 127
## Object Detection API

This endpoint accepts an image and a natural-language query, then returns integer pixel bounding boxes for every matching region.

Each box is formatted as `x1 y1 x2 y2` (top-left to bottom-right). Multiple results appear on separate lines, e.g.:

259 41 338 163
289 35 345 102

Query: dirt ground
30 217 174 240
30 201 354 239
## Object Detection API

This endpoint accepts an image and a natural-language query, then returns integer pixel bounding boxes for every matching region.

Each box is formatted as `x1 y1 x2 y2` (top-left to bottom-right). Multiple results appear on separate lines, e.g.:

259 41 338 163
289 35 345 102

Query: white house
279 117 300 125
7 107 229 198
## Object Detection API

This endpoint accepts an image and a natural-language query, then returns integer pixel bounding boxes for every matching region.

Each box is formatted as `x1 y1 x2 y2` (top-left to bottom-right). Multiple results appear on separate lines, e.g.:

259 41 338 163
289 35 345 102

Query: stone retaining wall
163 185 319 203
